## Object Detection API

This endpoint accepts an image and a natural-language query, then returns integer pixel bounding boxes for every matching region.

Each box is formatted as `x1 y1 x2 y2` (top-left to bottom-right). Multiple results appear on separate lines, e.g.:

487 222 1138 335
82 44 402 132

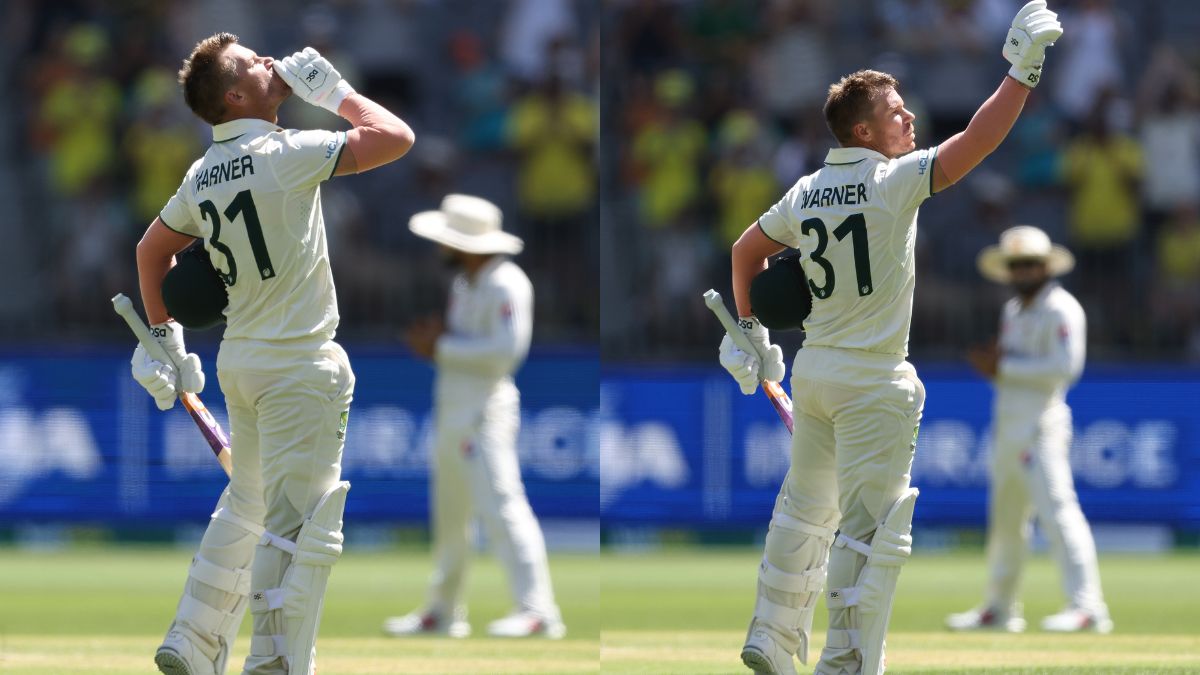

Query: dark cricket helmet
162 243 228 330
749 252 812 331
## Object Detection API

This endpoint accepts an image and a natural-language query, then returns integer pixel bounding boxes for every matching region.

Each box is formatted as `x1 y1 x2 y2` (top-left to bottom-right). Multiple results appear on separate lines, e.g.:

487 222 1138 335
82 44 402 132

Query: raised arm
932 0 1062 193
333 93 415 176
274 47 415 176
932 78 1030 192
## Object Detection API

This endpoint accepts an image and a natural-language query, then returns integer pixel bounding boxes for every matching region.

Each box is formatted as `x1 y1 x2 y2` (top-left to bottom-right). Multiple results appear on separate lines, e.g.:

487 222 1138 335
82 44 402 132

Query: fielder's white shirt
758 146 936 357
434 257 533 412
160 118 346 342
995 281 1086 418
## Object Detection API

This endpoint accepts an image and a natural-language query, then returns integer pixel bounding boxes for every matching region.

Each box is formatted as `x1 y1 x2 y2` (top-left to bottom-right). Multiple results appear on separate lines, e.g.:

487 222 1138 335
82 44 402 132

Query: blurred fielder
946 225 1112 634
130 34 413 674
718 3 1063 673
383 194 565 639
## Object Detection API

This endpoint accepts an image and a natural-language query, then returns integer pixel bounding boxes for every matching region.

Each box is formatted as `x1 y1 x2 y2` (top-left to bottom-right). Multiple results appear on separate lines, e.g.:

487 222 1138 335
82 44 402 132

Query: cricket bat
112 293 233 477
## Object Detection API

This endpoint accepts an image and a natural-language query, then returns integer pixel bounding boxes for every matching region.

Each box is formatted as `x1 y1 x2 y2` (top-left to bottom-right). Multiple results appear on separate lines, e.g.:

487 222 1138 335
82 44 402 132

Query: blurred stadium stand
0 0 598 346
601 0 1200 363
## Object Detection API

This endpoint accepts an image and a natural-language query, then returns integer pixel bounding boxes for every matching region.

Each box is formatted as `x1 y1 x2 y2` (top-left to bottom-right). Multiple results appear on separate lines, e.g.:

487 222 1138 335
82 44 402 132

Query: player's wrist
324 80 356 115
1007 64 1042 89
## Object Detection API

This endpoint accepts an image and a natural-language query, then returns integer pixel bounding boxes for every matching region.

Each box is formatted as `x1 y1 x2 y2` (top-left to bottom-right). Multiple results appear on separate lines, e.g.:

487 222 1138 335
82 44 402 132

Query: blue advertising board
601 364 1200 529
0 348 598 524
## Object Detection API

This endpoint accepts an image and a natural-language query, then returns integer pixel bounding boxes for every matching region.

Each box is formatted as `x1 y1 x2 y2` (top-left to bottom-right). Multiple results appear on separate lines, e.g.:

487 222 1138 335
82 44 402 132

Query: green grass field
601 549 1200 674
3 546 1198 673
0 546 599 674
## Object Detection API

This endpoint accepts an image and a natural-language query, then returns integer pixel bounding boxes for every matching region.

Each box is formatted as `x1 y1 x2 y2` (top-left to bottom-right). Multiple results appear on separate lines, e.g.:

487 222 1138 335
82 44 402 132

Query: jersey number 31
199 190 274 287
800 214 873 299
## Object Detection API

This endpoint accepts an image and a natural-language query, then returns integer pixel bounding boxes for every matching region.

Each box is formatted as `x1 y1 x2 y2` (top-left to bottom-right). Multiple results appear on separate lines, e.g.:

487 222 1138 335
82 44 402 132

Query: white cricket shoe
1041 606 1113 634
740 627 798 675
155 628 216 675
945 604 1027 632
382 608 471 638
486 610 566 639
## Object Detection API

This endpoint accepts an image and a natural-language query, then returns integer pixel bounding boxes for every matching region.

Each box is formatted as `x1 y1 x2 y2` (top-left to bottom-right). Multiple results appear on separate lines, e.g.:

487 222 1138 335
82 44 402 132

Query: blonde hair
823 70 899 146
178 32 240 125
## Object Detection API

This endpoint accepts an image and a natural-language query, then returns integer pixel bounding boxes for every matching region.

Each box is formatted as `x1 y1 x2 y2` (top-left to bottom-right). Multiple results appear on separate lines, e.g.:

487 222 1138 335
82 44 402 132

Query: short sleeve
878 146 937 212
758 181 803 249
270 129 346 190
159 179 200 237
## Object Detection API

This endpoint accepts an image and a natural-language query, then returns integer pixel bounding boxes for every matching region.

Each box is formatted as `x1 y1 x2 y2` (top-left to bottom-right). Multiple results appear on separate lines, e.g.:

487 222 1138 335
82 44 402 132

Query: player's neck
462 254 496 281
844 140 894 159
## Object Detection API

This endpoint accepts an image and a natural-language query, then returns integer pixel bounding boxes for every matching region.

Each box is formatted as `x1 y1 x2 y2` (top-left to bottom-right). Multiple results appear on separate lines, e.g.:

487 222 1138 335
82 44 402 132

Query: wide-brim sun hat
977 225 1075 283
408 194 523 255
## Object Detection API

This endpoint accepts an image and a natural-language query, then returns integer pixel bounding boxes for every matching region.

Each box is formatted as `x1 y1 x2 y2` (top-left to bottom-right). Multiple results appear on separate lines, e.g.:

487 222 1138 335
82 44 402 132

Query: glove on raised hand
276 47 356 114
718 316 786 395
1002 0 1063 88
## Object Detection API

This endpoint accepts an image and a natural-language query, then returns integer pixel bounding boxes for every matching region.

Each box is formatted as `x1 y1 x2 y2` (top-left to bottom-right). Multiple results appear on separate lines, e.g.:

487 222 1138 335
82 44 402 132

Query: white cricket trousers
427 379 559 620
219 337 354 674
985 401 1105 614
760 347 924 672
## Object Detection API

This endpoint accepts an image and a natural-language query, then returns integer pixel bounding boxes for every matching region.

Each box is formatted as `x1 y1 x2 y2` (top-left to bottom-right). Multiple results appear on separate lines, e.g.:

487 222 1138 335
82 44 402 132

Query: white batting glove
129 321 205 410
718 316 786 396
131 344 178 411
1002 0 1063 89
275 47 355 115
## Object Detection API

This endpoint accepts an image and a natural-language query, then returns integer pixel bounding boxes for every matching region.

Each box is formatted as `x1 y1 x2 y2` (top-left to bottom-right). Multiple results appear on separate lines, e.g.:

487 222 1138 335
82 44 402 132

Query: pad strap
213 504 265 538
178 594 242 639
833 532 872 558
190 555 252 596
826 586 860 609
260 531 299 556
774 512 836 541
759 559 825 595
754 595 805 631
250 588 286 613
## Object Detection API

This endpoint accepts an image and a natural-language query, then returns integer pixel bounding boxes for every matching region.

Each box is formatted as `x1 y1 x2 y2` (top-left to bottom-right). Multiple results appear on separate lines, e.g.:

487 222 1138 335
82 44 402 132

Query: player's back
161 118 347 343
758 146 936 357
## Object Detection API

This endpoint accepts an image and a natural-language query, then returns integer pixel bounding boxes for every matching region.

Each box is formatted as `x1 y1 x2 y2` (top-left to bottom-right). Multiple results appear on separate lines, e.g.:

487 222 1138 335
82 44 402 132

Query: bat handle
111 293 179 369
703 289 768 366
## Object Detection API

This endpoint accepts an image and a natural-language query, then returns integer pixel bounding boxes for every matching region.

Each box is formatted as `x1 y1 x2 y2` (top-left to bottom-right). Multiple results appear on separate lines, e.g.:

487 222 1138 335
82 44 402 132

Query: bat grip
112 293 180 369
703 289 768 366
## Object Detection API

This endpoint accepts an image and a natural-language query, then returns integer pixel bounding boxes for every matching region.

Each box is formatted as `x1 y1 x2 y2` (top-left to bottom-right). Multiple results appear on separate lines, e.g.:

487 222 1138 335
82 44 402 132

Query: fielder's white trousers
985 400 1106 614
427 378 560 621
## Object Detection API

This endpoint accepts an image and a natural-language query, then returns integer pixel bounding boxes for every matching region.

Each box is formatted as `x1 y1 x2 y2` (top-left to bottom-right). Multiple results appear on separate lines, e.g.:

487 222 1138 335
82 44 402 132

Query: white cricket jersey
759 146 937 357
995 281 1086 416
160 118 346 342
434 257 533 411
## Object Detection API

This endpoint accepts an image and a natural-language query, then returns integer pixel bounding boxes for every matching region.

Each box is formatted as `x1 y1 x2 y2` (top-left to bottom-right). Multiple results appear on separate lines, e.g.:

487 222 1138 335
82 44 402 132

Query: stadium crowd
601 0 1200 362
0 0 598 345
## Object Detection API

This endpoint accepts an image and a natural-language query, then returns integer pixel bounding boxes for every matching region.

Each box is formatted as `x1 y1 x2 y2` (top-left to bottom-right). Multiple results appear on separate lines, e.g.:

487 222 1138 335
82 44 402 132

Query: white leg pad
283 481 350 675
250 634 289 658
840 488 919 675
165 492 261 675
748 513 835 665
